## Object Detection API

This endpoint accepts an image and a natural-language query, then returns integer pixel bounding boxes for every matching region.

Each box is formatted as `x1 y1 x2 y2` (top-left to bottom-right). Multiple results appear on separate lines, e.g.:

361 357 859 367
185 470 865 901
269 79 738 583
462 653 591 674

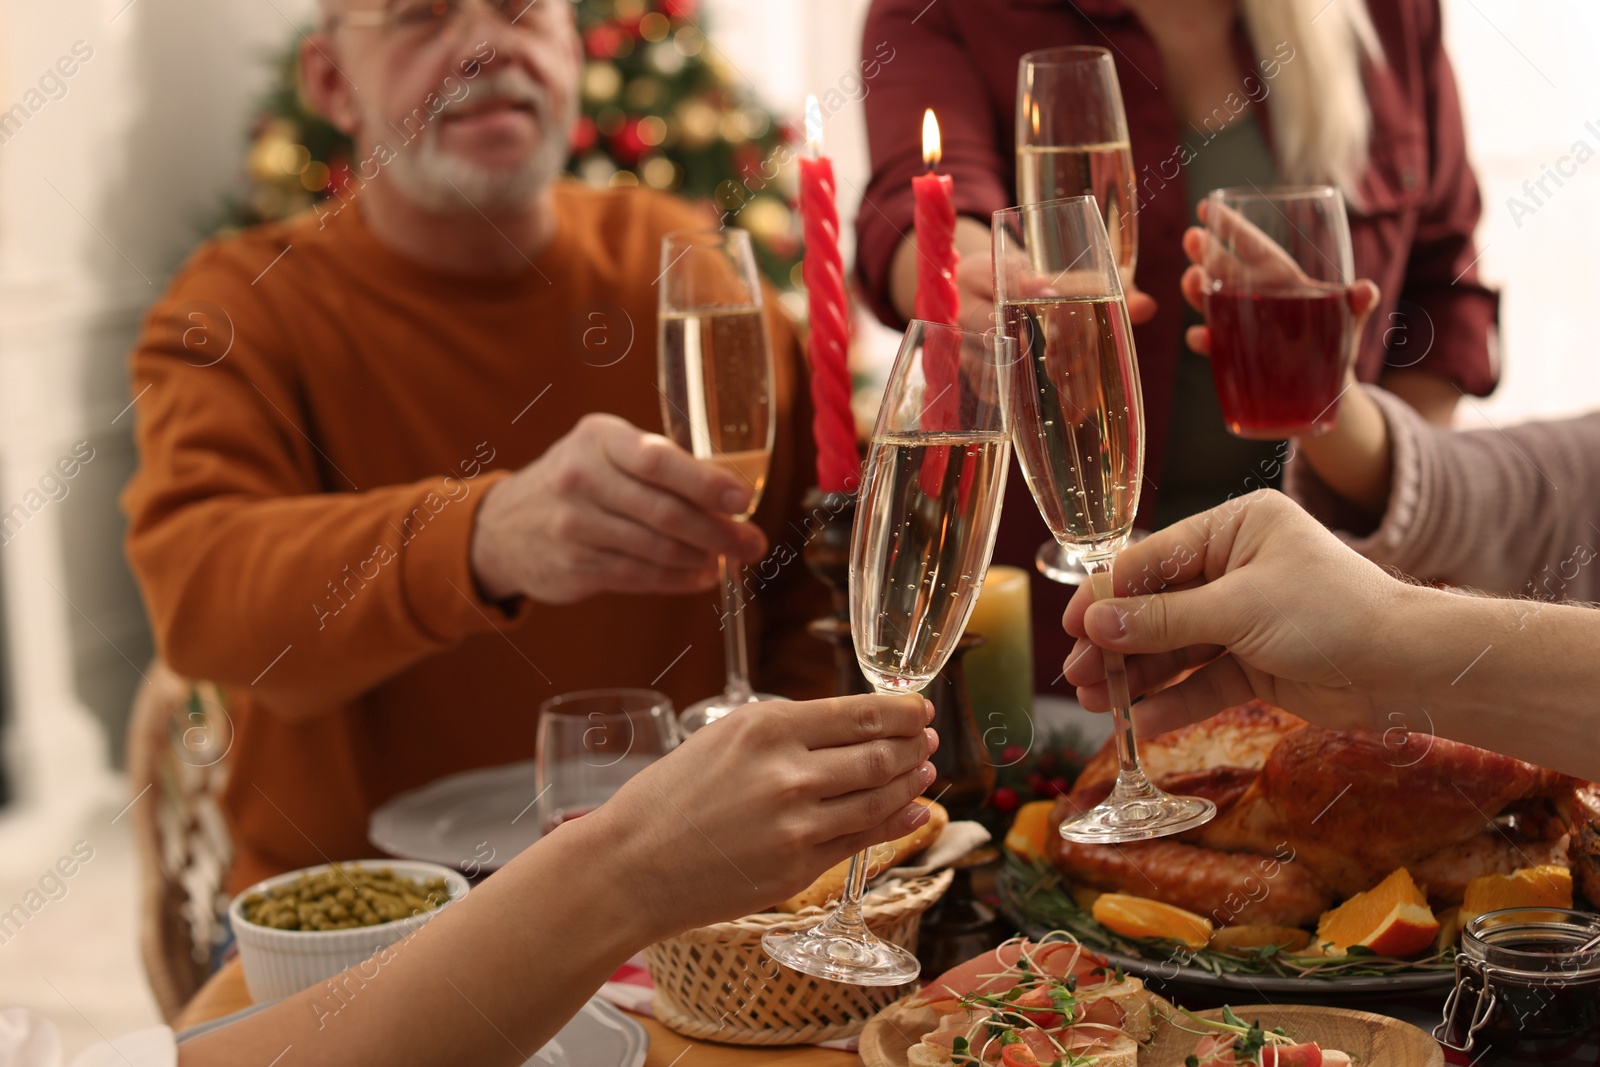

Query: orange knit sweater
123 182 832 892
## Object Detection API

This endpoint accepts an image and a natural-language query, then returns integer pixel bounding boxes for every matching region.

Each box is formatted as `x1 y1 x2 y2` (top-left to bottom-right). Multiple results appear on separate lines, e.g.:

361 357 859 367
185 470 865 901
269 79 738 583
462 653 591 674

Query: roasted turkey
1047 703 1600 928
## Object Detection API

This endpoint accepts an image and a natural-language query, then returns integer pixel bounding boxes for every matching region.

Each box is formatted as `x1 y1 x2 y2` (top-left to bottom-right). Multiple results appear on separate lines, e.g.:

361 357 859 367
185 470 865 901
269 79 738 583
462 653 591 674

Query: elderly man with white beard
122 0 831 893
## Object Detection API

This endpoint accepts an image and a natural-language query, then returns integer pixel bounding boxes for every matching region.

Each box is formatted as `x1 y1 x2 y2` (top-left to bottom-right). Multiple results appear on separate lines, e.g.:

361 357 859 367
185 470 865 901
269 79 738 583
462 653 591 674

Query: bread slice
905 1031 1141 1067
774 798 949 912
1087 978 1167 1042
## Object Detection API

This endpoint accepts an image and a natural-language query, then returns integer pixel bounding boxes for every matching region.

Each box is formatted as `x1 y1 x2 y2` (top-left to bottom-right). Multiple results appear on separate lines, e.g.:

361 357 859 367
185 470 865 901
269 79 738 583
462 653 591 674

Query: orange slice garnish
1092 892 1214 950
1316 867 1438 958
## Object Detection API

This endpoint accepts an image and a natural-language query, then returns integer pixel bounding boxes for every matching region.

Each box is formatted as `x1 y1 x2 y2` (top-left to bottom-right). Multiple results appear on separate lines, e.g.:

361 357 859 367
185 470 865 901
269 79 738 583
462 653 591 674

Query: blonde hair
1240 0 1382 205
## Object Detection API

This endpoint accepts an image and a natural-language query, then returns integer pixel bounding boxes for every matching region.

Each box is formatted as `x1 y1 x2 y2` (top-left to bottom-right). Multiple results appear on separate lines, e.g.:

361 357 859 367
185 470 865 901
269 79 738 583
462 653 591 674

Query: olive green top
1149 110 1286 531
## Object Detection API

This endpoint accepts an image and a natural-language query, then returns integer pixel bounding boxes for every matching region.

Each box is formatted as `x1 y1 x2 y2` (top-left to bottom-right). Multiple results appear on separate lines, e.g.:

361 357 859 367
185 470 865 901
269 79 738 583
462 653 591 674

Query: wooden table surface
174 958 858 1066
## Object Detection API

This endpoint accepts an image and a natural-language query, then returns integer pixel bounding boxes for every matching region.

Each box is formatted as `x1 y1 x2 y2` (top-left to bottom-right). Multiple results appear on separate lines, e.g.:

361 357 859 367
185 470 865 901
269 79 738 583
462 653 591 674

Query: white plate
368 759 545 874
535 998 649 1067
178 994 649 1066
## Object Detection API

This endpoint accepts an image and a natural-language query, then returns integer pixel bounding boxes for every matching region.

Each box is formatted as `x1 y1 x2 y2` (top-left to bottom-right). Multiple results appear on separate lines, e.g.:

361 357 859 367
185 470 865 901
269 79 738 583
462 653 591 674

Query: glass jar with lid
1436 906 1600 1054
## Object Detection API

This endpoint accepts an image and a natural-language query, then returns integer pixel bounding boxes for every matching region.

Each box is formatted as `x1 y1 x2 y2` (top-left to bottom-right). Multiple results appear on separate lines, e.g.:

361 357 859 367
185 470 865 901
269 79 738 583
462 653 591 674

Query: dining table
173 957 858 1066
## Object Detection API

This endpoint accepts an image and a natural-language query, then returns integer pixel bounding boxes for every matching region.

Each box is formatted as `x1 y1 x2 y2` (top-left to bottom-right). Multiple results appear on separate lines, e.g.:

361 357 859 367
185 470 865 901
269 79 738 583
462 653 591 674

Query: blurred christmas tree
216 0 800 288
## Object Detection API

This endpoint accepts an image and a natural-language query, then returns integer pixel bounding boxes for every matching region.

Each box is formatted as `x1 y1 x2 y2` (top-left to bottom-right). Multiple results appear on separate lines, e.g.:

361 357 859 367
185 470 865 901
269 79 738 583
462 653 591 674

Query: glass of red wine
535 688 679 834
1200 185 1355 439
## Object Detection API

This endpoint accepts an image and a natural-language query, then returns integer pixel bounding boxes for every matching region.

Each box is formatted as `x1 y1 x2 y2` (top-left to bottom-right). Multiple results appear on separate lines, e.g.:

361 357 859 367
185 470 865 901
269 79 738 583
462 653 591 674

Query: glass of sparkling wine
657 230 778 734
1017 46 1141 588
761 320 1015 985
994 196 1215 843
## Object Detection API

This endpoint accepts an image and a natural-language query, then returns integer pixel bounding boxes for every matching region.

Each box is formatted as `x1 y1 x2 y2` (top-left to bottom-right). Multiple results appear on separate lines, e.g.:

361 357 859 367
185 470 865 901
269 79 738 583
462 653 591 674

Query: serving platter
998 858 1457 997
1046 939 1455 997
1141 1004 1443 1067
856 995 950 1067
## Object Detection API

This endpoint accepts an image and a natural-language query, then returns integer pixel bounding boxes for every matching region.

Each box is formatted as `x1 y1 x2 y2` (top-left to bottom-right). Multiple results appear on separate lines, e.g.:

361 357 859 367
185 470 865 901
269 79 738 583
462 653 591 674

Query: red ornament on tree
733 143 764 178
658 0 696 19
570 116 598 155
610 117 647 166
584 24 627 58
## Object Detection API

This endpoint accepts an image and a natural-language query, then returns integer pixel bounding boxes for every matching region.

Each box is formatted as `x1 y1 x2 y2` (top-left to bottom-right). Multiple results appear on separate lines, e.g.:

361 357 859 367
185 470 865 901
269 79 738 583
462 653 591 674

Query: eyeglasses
332 0 551 35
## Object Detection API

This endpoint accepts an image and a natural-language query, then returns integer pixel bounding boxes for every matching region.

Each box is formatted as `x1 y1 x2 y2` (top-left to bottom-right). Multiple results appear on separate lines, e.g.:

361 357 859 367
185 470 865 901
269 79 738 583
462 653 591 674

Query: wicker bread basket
643 869 953 1045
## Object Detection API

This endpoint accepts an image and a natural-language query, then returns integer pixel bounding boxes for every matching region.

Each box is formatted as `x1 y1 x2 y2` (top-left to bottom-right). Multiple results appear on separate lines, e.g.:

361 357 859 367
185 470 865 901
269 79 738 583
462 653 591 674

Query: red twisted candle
912 110 959 329
914 110 960 455
798 144 860 494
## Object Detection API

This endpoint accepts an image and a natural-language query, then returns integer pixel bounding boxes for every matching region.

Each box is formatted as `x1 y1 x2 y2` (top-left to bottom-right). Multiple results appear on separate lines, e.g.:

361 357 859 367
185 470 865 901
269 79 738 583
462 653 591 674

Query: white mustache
438 68 550 120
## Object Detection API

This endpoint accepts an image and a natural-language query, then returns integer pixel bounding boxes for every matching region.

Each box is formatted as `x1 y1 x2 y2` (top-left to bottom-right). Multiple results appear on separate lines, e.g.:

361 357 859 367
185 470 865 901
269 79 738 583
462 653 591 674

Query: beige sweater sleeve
1285 385 1600 602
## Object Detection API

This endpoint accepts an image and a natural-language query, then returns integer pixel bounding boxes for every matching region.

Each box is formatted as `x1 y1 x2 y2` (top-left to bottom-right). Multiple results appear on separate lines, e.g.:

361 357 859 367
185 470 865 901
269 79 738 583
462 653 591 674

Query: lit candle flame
921 108 941 168
805 94 823 157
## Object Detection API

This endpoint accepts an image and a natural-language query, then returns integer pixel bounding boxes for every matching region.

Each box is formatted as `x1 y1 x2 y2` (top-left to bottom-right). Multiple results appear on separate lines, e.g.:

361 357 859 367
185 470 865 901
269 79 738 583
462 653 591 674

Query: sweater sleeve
121 244 526 714
1286 386 1600 601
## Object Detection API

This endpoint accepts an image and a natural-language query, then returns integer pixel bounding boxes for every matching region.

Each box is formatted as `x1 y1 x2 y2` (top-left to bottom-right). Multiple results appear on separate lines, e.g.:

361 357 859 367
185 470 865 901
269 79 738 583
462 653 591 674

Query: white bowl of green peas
229 859 470 1002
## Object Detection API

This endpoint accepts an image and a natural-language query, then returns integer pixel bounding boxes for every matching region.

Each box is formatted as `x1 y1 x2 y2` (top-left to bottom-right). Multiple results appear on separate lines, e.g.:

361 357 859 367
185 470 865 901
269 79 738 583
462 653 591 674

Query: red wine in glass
1200 185 1355 440
1205 287 1350 438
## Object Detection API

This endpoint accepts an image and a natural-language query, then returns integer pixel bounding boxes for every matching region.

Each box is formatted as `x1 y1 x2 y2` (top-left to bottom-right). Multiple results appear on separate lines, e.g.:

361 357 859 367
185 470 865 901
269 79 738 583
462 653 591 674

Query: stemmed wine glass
761 320 1015 985
657 230 779 734
1017 46 1142 587
994 196 1215 842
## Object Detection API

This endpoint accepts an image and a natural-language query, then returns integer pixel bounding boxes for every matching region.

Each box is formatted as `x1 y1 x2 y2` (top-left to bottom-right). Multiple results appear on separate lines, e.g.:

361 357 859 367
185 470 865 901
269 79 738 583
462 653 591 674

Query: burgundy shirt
855 0 1500 691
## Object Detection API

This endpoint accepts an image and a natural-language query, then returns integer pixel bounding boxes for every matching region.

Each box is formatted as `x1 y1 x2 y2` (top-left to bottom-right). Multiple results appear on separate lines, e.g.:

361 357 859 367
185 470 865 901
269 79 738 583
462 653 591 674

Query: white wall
0 0 316 878
0 2 319 1046
1441 0 1600 424
0 2 323 1043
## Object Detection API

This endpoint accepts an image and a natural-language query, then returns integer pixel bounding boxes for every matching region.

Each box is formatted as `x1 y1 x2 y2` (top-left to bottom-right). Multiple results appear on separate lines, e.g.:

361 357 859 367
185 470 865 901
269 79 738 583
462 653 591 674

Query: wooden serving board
1140 1005 1442 1067
860 999 1444 1066
858 995 942 1067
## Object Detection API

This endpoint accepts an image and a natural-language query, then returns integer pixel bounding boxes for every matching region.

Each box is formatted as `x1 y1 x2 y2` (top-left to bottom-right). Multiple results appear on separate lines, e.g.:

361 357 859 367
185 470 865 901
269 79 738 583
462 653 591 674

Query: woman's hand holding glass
591 693 939 940
1179 200 1379 363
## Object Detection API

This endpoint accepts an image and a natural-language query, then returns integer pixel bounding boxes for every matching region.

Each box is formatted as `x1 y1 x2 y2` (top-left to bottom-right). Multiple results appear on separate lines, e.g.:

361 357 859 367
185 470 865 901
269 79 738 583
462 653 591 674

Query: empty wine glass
994 196 1215 843
761 320 1015 985
536 689 679 834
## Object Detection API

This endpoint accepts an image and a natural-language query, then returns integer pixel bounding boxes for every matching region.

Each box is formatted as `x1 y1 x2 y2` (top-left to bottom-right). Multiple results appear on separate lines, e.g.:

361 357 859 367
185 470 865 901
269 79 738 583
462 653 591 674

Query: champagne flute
994 196 1215 842
657 230 779 734
1201 185 1355 438
761 320 1015 985
1017 46 1141 588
